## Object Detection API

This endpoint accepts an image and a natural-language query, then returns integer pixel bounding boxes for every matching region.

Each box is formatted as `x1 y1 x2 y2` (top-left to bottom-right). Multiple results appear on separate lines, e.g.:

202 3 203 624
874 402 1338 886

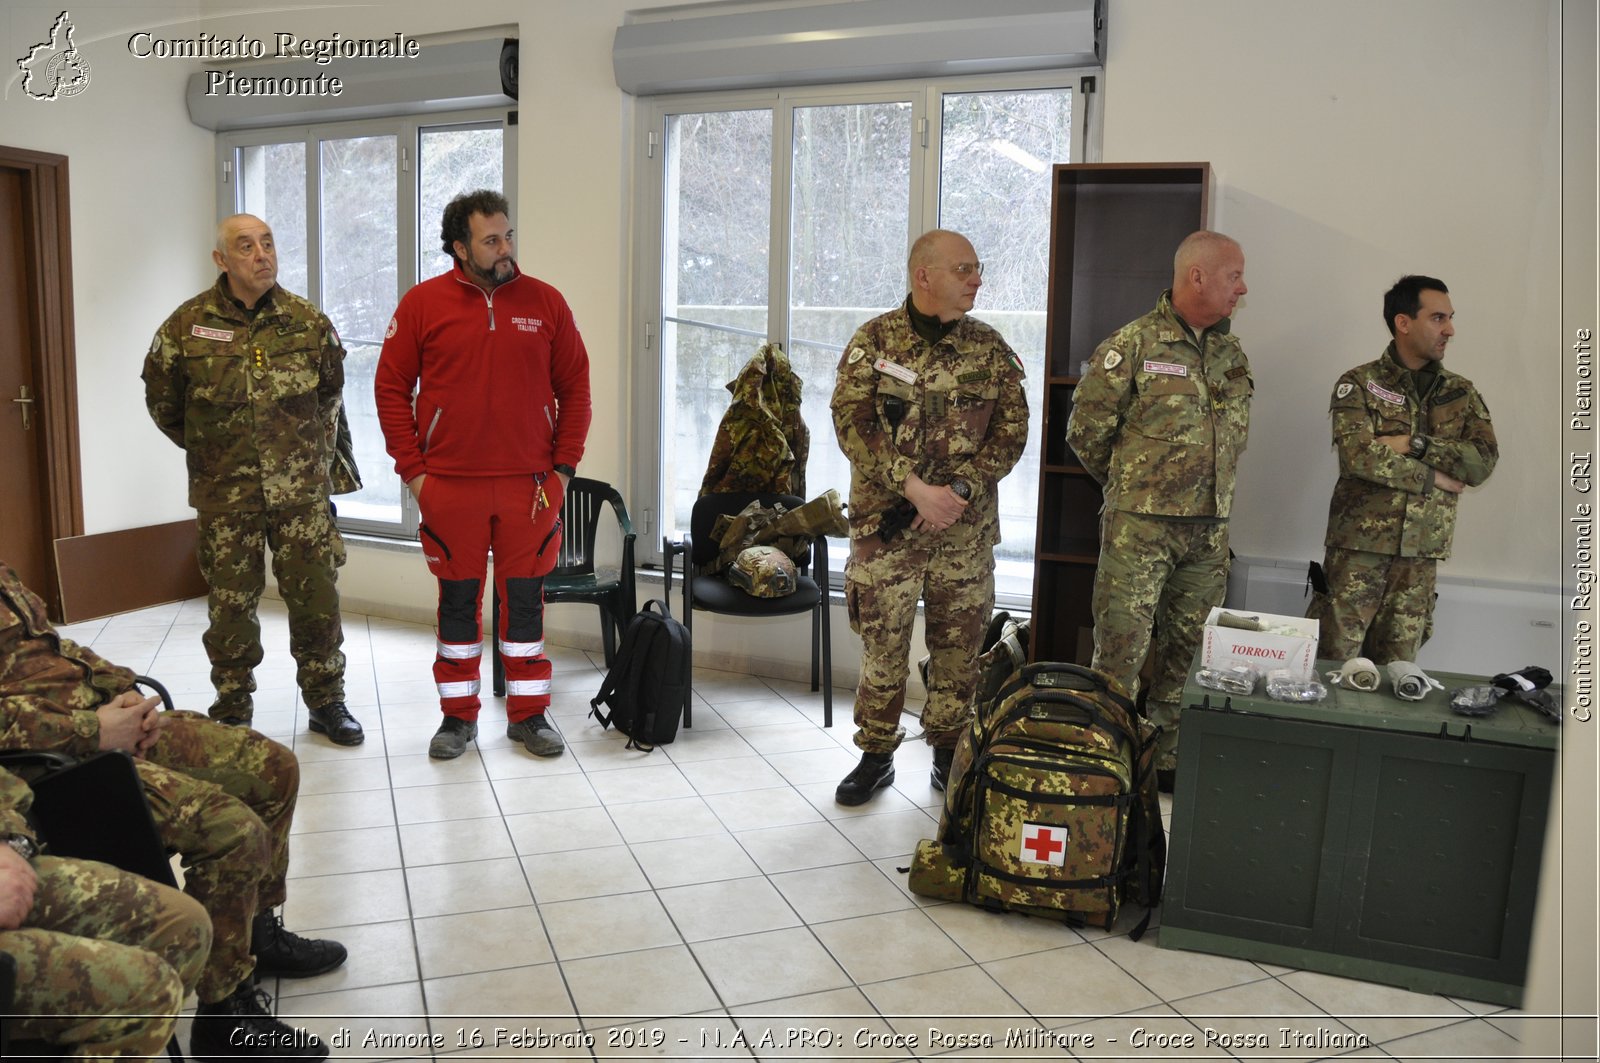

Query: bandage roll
1386 660 1440 701
1337 657 1381 691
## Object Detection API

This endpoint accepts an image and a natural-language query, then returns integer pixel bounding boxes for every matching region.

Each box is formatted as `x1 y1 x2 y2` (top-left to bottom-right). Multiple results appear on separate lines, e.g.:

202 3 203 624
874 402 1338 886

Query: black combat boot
835 751 894 806
251 911 347 978
930 746 955 792
190 983 329 1060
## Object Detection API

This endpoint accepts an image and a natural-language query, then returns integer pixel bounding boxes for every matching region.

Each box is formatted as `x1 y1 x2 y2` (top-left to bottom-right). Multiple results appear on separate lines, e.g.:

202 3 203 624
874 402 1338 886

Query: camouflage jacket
700 343 810 498
0 560 133 757
0 768 39 844
1067 291 1253 518
142 276 358 512
831 302 1029 546
1322 344 1497 559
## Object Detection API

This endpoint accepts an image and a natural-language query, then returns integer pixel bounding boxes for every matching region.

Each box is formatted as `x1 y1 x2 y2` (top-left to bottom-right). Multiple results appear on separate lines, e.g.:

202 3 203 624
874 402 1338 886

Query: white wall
0 0 1567 677
1101 0 1562 591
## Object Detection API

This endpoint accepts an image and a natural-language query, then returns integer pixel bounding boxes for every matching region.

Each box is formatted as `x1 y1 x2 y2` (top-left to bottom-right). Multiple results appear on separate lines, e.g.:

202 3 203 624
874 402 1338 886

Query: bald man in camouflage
831 230 1029 805
1067 232 1253 786
143 214 363 746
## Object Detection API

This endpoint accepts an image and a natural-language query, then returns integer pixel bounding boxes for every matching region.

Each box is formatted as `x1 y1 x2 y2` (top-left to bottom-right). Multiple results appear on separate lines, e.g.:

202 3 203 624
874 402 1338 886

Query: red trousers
417 473 564 723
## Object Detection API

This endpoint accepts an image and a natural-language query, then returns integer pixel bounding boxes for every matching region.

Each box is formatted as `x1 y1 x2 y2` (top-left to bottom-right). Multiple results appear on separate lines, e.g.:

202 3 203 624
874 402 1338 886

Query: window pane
940 88 1071 596
236 142 307 295
661 109 773 536
319 135 399 524
420 125 505 280
788 100 912 534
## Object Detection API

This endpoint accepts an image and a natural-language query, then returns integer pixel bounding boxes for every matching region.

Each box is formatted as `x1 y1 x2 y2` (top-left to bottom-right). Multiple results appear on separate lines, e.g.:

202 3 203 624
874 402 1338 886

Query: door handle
12 385 34 430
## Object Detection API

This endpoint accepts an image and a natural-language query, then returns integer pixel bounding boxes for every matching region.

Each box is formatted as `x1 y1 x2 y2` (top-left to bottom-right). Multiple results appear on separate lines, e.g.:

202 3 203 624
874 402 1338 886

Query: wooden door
0 166 51 595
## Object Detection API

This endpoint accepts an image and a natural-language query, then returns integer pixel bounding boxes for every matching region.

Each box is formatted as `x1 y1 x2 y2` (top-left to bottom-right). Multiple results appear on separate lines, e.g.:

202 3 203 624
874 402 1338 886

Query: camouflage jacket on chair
700 343 809 498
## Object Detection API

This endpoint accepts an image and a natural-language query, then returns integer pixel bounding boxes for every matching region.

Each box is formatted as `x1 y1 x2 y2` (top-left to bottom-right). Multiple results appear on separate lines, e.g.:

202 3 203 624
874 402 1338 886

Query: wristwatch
949 478 972 500
3 833 38 861
553 463 576 479
1408 435 1429 458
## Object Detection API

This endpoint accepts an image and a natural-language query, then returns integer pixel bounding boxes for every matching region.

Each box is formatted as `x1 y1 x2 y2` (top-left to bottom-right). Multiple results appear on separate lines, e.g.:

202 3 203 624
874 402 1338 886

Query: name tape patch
1366 380 1406 406
874 358 918 385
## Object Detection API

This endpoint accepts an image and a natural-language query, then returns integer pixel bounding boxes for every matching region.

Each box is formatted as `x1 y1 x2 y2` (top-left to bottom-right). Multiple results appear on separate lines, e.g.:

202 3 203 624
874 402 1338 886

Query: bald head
1170 230 1247 329
907 229 983 322
212 214 278 308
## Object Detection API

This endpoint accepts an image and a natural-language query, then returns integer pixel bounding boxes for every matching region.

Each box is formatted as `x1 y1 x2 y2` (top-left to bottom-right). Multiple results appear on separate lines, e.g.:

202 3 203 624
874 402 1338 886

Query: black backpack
589 600 691 751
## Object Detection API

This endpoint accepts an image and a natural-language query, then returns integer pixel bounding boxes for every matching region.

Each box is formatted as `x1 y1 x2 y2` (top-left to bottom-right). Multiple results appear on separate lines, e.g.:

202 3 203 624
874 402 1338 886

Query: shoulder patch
1103 350 1122 371
1007 351 1025 376
1335 382 1354 399
846 346 866 365
149 333 161 355
385 317 398 341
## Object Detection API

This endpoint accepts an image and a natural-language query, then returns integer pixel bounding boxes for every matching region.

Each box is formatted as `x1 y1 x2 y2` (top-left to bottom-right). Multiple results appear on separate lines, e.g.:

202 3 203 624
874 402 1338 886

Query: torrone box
1199 608 1319 681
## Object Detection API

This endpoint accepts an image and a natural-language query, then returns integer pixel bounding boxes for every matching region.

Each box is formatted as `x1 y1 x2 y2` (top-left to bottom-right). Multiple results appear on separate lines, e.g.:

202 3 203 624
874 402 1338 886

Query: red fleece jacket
375 261 592 483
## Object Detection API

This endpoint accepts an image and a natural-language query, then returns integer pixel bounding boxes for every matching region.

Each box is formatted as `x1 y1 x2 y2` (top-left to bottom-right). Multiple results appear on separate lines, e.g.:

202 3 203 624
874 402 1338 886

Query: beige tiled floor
57 597 1537 1062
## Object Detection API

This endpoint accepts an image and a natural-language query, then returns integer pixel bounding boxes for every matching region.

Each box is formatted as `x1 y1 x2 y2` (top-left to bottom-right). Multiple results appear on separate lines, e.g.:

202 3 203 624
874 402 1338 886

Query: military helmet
727 545 798 598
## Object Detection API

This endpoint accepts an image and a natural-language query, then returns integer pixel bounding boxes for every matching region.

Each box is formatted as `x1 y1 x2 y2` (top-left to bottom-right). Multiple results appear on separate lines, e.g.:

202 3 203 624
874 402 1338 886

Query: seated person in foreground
0 559 345 1061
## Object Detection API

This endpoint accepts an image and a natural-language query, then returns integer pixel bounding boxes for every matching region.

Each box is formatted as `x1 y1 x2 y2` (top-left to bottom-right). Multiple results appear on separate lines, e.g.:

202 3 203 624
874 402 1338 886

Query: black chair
663 491 832 728
0 746 184 1062
492 477 638 696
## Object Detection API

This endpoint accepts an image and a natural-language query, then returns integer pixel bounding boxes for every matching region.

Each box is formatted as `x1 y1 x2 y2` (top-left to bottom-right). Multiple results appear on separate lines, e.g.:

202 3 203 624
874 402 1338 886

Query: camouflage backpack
908 662 1165 935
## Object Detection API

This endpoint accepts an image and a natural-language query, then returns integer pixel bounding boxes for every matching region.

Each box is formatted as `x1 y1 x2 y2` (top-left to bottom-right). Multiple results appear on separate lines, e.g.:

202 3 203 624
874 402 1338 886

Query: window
635 74 1086 602
220 111 513 538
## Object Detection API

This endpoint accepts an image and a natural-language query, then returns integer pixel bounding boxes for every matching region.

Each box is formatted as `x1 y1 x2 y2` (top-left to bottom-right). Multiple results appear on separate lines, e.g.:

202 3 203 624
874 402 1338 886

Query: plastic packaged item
1195 664 1259 696
1266 668 1328 703
1449 685 1502 717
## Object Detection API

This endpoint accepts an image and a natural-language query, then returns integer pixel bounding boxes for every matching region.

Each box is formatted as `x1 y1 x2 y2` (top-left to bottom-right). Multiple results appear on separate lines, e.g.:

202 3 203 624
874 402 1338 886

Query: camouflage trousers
141 711 298 1002
844 524 994 753
1310 547 1437 664
197 501 345 719
1090 511 1230 771
1 854 210 1057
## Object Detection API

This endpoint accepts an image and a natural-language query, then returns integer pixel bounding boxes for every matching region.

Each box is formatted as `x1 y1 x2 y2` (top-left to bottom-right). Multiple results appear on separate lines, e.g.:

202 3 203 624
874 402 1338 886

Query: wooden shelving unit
1030 163 1211 664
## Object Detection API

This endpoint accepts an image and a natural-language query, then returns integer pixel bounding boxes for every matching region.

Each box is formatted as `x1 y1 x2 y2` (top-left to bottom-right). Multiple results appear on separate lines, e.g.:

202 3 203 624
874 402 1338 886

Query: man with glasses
1067 231 1253 790
831 229 1030 805
143 214 364 747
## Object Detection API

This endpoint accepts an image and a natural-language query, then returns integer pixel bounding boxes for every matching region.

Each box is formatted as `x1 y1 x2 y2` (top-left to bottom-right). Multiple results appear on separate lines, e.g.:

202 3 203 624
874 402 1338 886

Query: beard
466 256 515 289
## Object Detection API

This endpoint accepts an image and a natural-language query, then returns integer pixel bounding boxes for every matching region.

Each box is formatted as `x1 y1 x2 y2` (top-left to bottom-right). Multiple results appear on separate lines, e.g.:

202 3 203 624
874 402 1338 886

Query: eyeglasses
930 261 984 277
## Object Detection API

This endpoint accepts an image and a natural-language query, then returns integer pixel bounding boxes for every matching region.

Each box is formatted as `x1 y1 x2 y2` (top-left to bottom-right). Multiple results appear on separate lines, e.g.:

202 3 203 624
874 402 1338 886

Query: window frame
629 68 1101 605
215 107 517 540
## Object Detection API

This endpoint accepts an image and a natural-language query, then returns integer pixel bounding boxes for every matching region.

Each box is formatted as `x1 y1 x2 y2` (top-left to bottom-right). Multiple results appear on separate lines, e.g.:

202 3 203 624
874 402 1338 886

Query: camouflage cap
727 545 798 598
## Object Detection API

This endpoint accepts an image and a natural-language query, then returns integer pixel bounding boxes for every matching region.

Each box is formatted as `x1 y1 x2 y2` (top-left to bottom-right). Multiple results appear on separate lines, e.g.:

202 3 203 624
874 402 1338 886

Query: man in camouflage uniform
0 767 210 1057
831 229 1029 805
143 214 364 746
0 558 344 1060
1309 275 1497 663
1067 232 1253 784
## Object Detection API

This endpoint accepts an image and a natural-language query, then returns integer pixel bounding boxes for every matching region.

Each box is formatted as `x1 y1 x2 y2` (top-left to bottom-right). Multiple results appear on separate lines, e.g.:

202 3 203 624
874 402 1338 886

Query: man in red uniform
376 190 593 760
